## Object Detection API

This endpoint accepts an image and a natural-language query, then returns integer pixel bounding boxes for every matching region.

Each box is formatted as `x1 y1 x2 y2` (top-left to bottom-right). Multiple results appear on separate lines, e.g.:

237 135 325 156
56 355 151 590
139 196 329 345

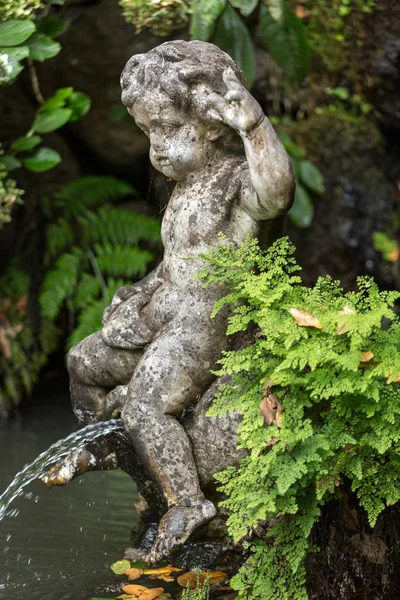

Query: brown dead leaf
260 393 284 428
16 296 27 317
388 246 399 262
122 584 148 596
139 588 165 600
156 576 174 582
177 571 227 589
265 438 280 447
0 327 12 359
386 370 400 383
125 568 144 580
294 5 312 19
360 351 374 363
143 566 181 576
288 308 322 329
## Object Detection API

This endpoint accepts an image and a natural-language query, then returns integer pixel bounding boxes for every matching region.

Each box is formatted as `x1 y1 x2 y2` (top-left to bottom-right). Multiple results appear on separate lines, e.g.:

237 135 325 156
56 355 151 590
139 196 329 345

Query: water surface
0 380 138 600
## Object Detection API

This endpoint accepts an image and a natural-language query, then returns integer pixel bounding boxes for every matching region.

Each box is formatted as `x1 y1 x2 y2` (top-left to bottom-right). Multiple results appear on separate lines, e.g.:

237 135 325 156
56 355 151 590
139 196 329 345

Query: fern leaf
55 176 136 218
67 297 108 349
73 273 101 310
79 208 161 247
40 252 82 321
45 218 75 261
93 244 153 279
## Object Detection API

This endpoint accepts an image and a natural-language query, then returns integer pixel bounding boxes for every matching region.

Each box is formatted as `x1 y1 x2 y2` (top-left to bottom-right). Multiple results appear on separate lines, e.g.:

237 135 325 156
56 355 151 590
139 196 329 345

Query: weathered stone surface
65 40 294 562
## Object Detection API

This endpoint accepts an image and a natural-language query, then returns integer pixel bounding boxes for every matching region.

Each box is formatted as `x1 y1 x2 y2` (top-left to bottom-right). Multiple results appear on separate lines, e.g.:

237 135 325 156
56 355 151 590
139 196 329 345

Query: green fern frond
67 297 109 350
94 244 153 279
0 263 29 298
79 208 161 247
40 252 83 321
45 218 75 261
72 273 102 310
55 176 136 218
40 319 62 355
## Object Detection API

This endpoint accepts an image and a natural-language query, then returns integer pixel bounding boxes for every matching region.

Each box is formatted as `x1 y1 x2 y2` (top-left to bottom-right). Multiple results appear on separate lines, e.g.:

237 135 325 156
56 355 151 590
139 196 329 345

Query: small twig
88 248 109 301
27 58 44 105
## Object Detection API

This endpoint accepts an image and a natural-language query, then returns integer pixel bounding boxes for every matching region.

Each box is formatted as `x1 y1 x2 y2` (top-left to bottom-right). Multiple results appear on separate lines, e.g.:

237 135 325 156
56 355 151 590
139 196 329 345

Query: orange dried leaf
260 394 284 428
139 587 164 600
288 308 322 329
157 576 174 582
388 246 399 262
360 351 374 363
177 571 227 589
125 568 144 580
143 567 181 576
122 584 148 595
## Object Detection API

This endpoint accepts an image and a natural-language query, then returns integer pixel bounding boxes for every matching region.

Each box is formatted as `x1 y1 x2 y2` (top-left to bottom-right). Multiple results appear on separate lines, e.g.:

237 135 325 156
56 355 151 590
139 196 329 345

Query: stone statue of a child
67 40 295 563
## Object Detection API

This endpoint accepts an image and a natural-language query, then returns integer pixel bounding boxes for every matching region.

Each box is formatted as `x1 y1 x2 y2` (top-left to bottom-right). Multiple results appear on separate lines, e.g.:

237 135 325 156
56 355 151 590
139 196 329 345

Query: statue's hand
102 284 144 326
208 68 264 134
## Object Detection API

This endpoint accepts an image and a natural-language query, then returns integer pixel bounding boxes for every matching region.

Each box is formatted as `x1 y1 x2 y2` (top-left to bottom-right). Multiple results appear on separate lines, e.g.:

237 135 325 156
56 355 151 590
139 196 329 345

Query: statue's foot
42 447 118 487
42 448 91 487
144 499 217 564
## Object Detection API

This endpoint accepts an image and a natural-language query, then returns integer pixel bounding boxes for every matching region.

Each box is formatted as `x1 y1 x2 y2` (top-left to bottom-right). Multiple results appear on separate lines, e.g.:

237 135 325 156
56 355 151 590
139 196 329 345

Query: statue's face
129 95 220 181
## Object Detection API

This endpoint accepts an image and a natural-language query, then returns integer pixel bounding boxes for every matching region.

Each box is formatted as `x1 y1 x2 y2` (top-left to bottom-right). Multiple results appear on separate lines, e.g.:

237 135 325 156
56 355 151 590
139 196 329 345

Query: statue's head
121 41 245 181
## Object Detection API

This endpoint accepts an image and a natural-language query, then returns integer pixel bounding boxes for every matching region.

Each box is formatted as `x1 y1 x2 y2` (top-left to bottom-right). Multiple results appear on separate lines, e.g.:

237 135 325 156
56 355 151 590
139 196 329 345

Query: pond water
0 379 138 600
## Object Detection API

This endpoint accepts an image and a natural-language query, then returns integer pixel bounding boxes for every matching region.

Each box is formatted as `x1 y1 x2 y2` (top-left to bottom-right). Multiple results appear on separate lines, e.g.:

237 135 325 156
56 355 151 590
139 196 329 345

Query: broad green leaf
299 160 324 195
33 108 72 133
67 91 91 121
290 157 301 180
229 0 258 16
213 4 256 87
259 4 310 85
23 147 61 172
110 559 131 574
37 15 67 38
40 87 74 111
0 46 29 61
0 156 21 170
11 135 41 152
263 0 285 22
0 20 35 46
288 183 314 228
190 0 226 41
28 33 61 62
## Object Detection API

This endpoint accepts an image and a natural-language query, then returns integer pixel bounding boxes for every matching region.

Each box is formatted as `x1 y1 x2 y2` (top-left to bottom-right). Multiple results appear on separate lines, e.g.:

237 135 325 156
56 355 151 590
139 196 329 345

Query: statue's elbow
275 167 296 216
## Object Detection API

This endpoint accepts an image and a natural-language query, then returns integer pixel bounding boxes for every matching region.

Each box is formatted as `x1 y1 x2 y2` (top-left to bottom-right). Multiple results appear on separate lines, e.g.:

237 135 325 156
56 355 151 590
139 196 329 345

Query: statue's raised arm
209 68 295 221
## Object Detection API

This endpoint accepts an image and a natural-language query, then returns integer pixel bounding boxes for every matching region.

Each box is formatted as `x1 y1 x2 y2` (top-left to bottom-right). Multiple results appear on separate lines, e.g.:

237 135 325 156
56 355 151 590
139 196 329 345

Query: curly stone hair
120 40 247 152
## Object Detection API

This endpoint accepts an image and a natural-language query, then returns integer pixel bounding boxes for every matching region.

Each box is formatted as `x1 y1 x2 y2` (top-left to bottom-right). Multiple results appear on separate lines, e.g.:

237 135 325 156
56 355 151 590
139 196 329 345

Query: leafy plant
40 176 161 349
119 0 311 89
200 235 400 599
373 232 399 263
276 131 324 228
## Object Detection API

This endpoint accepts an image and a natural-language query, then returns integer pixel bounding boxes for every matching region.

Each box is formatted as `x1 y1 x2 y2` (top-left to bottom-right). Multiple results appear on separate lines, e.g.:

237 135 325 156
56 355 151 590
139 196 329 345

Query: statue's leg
121 323 227 563
43 331 142 486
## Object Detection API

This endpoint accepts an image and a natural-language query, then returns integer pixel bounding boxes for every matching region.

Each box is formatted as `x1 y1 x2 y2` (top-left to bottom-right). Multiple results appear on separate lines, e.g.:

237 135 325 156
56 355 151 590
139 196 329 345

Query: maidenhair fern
200 236 400 600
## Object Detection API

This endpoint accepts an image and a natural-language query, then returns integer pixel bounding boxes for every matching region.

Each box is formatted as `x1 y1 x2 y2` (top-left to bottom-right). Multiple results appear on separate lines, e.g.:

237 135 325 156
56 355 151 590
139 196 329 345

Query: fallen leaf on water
125 568 144 580
117 595 140 599
139 587 165 600
122 584 148 595
111 559 132 574
156 575 174 582
288 308 322 329
143 566 182 576
177 571 227 588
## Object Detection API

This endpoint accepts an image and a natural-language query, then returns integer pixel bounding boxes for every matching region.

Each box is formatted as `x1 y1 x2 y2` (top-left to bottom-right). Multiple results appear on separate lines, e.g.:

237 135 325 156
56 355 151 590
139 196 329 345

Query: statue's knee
67 342 89 382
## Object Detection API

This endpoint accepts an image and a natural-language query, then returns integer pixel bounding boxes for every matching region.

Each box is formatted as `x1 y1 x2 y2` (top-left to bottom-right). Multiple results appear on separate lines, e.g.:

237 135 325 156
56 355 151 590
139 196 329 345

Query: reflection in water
0 386 138 600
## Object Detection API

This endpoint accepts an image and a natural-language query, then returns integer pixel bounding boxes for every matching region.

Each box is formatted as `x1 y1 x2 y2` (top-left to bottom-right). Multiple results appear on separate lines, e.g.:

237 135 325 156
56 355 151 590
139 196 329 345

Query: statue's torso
145 157 261 331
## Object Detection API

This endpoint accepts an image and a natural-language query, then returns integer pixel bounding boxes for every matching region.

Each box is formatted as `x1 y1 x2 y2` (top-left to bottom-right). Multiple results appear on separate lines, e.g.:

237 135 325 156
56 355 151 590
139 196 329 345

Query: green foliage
259 1 310 86
373 232 399 263
119 0 191 36
40 176 161 348
0 144 24 227
181 578 210 600
0 0 43 22
213 3 256 88
119 0 310 88
277 131 324 228
200 236 400 599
